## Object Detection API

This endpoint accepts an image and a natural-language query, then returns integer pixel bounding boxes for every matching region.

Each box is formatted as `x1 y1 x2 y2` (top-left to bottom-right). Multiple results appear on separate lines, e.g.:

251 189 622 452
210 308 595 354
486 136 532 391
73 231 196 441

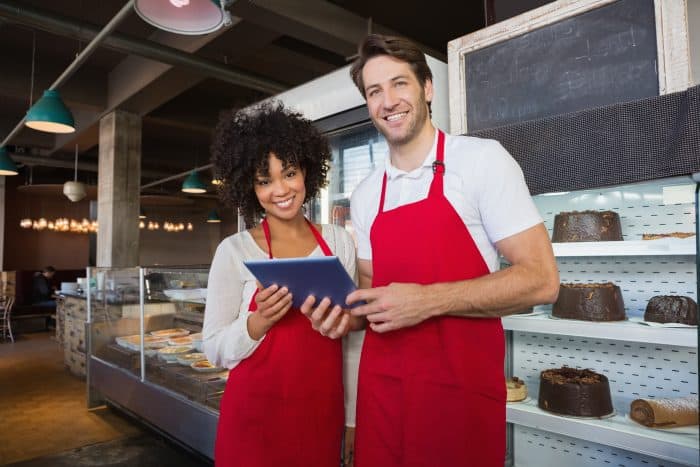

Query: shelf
503 314 697 348
552 239 695 256
507 399 699 467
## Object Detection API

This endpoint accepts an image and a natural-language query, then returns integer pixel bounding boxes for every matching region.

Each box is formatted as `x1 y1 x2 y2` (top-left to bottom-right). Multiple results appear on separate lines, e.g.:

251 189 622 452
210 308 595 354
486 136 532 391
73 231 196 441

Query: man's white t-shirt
350 131 542 273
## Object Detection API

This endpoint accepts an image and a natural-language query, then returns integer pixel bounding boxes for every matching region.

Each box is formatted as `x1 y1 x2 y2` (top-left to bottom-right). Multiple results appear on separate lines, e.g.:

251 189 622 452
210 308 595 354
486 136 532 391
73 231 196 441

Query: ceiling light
134 0 227 35
63 145 86 202
0 147 19 176
139 209 147 219
182 170 207 193
211 177 223 185
206 210 221 223
25 90 76 134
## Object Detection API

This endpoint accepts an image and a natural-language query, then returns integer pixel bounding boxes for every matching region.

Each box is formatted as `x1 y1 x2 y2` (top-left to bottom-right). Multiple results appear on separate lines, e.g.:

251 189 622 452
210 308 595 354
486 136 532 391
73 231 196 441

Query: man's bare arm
347 223 559 332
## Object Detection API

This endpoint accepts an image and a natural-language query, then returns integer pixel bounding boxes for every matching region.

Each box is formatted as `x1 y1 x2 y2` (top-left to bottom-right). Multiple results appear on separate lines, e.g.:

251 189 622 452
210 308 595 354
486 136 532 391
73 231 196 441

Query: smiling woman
204 101 362 467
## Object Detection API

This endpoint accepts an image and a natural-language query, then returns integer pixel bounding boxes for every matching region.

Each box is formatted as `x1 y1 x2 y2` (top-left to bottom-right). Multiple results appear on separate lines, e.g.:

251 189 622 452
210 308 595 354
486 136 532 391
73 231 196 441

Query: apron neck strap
261 217 331 258
378 130 446 212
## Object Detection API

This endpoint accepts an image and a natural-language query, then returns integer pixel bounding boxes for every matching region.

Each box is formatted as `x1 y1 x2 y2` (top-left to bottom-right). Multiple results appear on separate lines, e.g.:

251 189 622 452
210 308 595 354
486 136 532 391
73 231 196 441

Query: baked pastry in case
552 210 623 242
506 377 528 402
630 396 699 428
644 295 697 325
552 282 626 322
538 367 613 417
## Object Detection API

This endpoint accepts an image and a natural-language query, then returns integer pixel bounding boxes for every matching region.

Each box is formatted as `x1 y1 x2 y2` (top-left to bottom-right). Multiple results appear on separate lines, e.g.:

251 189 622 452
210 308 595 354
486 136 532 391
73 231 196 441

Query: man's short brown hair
350 34 433 99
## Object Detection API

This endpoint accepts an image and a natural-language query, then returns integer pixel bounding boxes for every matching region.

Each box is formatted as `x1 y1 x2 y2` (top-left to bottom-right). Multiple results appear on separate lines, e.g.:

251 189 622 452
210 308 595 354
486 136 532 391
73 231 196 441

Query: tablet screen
243 256 361 309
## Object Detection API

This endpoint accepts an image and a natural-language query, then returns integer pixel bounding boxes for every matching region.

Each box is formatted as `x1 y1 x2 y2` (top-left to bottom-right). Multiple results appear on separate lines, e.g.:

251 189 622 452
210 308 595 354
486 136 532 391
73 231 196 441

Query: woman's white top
203 223 363 426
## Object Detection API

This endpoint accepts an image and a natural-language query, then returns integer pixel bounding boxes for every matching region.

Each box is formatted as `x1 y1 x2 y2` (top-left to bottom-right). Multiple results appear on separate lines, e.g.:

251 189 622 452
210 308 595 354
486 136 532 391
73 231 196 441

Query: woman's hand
300 295 361 339
247 283 293 340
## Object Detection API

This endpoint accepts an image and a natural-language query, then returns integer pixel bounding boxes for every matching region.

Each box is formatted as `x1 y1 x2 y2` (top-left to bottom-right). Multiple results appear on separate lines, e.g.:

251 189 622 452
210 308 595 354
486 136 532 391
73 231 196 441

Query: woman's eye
256 179 269 186
286 170 297 178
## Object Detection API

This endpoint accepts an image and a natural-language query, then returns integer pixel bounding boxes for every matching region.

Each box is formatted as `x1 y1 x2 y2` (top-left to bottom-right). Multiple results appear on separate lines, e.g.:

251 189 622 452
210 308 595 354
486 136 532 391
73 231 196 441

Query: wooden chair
1 296 15 343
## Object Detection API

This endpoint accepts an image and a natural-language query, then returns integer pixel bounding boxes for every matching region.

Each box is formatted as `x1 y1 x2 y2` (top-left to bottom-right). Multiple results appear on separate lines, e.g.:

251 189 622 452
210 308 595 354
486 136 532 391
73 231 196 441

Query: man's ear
424 78 434 105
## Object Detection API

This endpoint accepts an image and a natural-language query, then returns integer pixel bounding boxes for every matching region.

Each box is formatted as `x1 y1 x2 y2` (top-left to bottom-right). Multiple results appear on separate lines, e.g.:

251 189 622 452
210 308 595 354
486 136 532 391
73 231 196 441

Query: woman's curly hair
210 101 331 225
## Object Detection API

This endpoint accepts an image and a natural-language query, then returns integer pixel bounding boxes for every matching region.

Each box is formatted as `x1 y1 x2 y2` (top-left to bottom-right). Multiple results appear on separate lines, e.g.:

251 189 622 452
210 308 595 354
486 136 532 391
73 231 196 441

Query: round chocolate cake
552 282 626 321
538 367 613 417
644 296 698 325
552 210 623 242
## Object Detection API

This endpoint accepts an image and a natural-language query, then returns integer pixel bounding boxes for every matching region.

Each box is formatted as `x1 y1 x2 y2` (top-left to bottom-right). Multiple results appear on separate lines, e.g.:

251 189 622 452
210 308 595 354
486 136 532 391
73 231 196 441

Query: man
333 34 558 467
32 266 56 306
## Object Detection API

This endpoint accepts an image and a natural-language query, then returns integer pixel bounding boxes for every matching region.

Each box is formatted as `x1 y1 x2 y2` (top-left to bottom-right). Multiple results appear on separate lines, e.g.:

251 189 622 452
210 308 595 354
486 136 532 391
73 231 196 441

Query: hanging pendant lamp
0 147 19 176
25 89 76 134
182 170 207 193
63 145 86 202
206 210 221 223
134 0 227 35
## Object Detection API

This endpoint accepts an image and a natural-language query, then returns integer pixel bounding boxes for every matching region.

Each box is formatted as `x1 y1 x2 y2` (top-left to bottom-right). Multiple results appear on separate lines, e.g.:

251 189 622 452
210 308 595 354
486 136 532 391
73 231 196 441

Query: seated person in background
32 266 56 306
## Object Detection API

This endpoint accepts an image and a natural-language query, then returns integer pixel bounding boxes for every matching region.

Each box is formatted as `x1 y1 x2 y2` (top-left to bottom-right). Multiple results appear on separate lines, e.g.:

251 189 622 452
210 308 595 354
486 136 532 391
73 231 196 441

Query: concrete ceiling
0 0 551 193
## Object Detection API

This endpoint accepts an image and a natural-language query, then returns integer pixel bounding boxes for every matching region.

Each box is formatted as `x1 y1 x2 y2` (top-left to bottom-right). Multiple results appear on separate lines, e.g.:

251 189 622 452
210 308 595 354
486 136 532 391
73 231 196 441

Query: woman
203 102 359 467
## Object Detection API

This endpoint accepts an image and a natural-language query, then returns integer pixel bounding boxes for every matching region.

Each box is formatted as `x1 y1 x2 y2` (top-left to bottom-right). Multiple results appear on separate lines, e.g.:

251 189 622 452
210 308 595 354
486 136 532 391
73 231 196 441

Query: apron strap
378 130 446 212
261 217 333 258
428 130 446 198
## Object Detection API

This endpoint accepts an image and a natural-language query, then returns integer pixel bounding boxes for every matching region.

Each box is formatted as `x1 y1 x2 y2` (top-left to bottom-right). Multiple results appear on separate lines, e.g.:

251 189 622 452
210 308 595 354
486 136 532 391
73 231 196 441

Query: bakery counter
503 313 697 347
507 399 699 466
89 356 218 460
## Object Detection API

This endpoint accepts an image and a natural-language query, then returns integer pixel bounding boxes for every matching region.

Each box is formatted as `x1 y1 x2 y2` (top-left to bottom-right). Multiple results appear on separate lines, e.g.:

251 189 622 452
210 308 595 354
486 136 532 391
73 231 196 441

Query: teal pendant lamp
25 90 75 134
0 147 19 176
206 210 221 223
134 0 226 35
182 170 207 193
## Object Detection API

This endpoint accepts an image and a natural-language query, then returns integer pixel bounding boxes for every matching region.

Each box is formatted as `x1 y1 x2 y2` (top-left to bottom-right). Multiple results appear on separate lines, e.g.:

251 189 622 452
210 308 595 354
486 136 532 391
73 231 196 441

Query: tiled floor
0 332 209 466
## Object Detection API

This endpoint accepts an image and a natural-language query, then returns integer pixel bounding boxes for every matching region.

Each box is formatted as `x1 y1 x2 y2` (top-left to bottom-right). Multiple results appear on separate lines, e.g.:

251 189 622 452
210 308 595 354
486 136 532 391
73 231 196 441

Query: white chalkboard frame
447 0 691 135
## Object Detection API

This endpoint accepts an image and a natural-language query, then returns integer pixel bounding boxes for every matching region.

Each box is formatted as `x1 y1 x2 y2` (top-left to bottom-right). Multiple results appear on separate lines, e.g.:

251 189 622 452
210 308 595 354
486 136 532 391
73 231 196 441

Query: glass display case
503 176 698 467
86 266 219 460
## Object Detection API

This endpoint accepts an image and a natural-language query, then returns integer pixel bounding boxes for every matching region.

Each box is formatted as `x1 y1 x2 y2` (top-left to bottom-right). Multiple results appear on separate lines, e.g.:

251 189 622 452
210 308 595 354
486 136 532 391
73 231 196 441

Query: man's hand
247 284 292 340
300 295 354 339
346 282 432 333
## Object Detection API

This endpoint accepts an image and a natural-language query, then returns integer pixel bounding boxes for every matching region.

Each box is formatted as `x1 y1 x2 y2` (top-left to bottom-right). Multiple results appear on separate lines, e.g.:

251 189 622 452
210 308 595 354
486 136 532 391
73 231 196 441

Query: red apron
355 130 506 467
215 219 344 467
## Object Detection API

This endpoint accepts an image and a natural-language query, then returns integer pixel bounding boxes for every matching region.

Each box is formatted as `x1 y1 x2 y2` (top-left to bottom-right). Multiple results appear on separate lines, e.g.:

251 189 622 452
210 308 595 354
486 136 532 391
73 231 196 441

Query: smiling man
344 34 560 467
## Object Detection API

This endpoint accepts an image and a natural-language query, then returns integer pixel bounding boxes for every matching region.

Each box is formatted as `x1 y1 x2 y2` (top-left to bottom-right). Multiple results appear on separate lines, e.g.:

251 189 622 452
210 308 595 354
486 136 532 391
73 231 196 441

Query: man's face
362 55 433 147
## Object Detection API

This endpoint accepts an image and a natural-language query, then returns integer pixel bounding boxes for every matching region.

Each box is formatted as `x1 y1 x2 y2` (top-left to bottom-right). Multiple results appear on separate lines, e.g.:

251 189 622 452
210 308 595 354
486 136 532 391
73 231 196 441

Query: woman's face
254 153 306 221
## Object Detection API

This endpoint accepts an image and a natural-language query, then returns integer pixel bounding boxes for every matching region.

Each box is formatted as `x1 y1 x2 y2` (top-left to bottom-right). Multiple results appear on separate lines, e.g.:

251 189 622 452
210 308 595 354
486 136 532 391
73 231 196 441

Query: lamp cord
74 145 79 182
29 32 36 108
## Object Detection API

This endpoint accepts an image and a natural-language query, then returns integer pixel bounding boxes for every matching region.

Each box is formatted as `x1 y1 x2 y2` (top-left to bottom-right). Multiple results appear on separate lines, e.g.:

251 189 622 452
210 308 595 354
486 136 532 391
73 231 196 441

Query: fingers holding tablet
301 295 351 339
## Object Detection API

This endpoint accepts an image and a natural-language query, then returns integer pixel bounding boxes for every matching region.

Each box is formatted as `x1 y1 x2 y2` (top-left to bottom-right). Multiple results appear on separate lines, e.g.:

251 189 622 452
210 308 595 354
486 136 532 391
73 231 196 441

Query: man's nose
382 88 400 109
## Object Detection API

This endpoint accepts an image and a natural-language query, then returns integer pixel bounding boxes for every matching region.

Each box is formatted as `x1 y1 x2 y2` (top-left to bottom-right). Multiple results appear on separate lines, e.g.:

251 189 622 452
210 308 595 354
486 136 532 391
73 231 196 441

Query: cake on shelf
506 377 528 402
630 396 699 428
642 232 695 240
552 282 626 321
538 367 613 417
644 296 698 325
551 210 623 242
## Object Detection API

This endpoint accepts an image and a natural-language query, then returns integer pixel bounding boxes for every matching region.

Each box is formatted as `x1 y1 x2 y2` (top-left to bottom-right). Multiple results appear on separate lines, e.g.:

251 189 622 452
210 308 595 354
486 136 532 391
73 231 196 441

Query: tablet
243 256 361 309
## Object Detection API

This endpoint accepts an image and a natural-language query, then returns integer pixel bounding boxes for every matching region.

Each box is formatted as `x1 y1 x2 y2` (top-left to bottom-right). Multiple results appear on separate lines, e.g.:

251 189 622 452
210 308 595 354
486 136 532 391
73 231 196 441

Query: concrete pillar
0 176 5 270
97 110 141 267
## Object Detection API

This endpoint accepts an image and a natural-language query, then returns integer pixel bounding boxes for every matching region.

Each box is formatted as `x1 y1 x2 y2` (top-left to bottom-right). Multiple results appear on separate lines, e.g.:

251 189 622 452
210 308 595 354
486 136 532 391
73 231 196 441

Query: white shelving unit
508 176 698 467
507 400 699 466
503 314 697 347
552 238 696 257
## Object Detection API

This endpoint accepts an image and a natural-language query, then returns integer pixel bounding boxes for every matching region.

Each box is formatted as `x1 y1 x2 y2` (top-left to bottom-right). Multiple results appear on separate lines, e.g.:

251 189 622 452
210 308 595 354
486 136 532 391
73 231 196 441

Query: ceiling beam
228 0 446 61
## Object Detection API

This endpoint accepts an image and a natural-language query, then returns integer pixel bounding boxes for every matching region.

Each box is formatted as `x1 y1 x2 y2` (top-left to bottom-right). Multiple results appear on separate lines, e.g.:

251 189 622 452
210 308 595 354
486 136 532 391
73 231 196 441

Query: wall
137 202 237 267
4 175 90 271
689 0 700 85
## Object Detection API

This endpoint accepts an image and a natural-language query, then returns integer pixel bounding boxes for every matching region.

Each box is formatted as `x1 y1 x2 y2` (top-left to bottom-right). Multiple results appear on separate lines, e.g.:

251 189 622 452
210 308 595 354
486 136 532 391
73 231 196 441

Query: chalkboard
464 0 658 132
